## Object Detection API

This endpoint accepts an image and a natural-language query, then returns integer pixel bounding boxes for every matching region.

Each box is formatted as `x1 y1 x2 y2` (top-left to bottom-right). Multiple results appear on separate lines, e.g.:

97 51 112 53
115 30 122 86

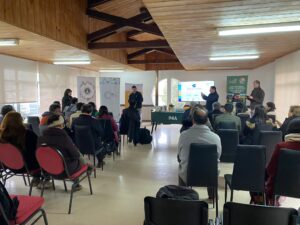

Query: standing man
128 85 143 115
247 80 265 110
201 86 219 113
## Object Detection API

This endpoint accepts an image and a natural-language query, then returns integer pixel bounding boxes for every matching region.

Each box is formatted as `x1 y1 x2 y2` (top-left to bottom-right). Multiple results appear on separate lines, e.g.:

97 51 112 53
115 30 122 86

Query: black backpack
139 128 152 145
0 181 19 223
156 185 199 201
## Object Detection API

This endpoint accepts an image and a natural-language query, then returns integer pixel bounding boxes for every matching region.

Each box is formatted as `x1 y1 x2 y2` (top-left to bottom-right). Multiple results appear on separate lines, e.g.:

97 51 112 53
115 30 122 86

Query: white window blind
0 55 38 104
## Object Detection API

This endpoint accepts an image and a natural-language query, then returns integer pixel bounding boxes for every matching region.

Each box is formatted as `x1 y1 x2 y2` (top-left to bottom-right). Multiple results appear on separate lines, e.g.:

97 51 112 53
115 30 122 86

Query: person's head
288 105 300 117
76 102 84 111
53 101 61 106
88 102 96 111
286 118 300 135
235 102 247 114
212 102 221 111
49 104 61 115
64 89 72 97
254 80 261 88
132 85 137 93
0 112 26 148
81 104 92 115
1 105 15 117
253 105 267 122
99 105 108 115
224 103 234 113
192 106 208 125
47 115 65 129
266 102 276 112
71 97 78 105
210 86 216 94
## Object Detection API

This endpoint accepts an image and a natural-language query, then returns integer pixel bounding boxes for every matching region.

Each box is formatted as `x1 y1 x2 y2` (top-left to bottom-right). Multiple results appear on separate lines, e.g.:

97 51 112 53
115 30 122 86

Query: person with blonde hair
278 105 300 138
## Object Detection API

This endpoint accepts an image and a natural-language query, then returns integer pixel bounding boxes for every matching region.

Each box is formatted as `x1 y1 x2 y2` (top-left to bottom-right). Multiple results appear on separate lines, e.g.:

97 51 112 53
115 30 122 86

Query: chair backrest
231 145 266 192
274 149 300 199
186 144 218 187
218 129 239 163
217 121 236 130
98 119 114 142
36 146 65 176
258 131 282 166
252 123 273 145
237 114 250 132
73 125 96 155
223 202 298 225
0 143 25 170
144 197 208 225
27 116 41 136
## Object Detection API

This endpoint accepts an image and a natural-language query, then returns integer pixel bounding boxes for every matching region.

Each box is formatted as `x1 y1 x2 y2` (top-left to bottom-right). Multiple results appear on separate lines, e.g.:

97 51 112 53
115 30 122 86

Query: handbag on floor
156 185 199 200
139 128 152 145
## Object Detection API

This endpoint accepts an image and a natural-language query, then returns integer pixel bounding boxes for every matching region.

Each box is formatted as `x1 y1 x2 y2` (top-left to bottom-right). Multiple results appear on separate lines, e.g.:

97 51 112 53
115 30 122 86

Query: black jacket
202 92 219 112
72 114 103 150
280 116 299 139
249 87 265 109
128 91 143 109
62 95 72 111
122 107 140 144
38 128 81 175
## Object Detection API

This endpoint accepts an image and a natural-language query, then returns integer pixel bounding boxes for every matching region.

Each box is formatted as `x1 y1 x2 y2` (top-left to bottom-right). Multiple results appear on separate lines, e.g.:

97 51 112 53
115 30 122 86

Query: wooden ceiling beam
127 48 155 60
86 9 163 37
128 59 180 64
88 0 111 8
154 48 176 57
88 11 153 42
88 40 170 49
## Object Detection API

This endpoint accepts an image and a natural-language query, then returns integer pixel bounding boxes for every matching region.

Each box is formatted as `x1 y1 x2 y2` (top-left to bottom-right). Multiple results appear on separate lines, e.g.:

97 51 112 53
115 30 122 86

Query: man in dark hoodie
40 103 62 135
247 80 265 110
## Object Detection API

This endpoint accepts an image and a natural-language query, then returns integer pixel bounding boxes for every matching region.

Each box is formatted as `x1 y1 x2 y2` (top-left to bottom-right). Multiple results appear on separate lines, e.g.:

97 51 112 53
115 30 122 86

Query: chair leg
27 174 31 186
87 172 93 195
51 177 55 190
212 187 215 208
40 208 49 225
225 181 228 203
88 154 90 160
29 178 34 196
93 155 96 166
68 183 76 214
230 189 234 202
63 180 68 192
22 174 27 186
262 192 266 205
215 187 219 218
40 179 46 197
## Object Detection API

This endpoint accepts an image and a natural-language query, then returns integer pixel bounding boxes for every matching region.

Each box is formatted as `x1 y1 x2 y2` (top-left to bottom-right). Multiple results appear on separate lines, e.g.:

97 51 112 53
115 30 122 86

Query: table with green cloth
151 111 184 133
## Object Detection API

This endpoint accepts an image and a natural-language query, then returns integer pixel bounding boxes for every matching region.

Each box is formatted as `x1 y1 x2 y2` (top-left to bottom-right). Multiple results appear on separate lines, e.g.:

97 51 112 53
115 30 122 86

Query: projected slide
178 81 214 102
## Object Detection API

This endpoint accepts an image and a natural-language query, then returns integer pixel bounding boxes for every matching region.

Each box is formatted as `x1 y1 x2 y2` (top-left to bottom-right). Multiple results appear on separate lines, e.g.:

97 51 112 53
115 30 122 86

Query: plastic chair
0 143 40 189
274 149 300 203
98 119 117 159
27 116 41 137
35 146 93 214
0 194 48 225
224 145 266 203
186 144 219 217
258 131 282 166
144 196 209 225
223 202 298 225
73 125 105 176
218 129 239 162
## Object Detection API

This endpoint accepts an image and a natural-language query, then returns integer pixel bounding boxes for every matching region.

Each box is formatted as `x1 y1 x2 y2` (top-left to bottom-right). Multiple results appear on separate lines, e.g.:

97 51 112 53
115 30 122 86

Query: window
152 79 168 106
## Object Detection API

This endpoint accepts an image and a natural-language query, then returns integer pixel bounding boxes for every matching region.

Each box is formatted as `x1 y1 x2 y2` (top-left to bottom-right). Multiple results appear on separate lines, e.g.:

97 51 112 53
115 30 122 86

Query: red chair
35 146 93 214
0 143 40 190
0 195 48 225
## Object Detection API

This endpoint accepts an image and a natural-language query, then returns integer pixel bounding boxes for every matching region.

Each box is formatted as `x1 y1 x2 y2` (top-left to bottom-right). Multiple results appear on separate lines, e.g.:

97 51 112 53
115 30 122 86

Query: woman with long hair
62 88 72 111
98 105 119 144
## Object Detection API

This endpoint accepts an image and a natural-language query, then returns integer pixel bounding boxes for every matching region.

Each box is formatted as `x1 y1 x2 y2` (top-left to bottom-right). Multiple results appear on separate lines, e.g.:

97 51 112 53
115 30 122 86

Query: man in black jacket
201 86 219 113
128 85 143 114
72 104 105 167
247 80 265 110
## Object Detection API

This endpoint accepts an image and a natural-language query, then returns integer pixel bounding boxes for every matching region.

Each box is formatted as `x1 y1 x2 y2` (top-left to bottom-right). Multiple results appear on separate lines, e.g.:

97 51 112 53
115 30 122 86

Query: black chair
258 131 282 166
98 119 117 159
223 202 298 225
252 123 273 145
218 129 239 162
144 197 209 225
186 144 219 217
274 149 300 203
73 125 104 177
216 121 236 130
224 145 266 203
27 116 41 136
237 114 250 132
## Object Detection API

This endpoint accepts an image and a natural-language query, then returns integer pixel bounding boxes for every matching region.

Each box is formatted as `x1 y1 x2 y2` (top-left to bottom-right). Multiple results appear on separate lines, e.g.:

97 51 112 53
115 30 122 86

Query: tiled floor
6 124 300 224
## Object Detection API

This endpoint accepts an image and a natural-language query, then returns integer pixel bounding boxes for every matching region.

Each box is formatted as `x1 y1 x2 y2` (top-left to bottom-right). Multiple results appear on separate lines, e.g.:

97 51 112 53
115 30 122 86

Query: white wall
274 50 300 122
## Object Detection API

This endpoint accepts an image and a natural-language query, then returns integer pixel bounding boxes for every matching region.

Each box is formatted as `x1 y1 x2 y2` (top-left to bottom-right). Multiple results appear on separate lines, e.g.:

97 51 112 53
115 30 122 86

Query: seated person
88 102 98 117
0 112 42 187
38 114 89 190
266 118 300 206
266 102 276 116
0 105 15 124
40 103 62 126
98 105 119 144
214 103 242 132
243 105 274 144
68 102 84 128
178 106 221 199
72 104 105 167
277 105 300 138
64 97 78 120
235 102 249 116
121 101 141 146
208 102 223 124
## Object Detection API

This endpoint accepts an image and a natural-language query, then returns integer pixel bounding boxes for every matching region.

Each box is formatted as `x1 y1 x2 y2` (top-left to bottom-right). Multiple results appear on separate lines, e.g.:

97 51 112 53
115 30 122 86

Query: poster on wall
125 83 143 108
226 76 248 103
100 77 121 120
77 77 96 103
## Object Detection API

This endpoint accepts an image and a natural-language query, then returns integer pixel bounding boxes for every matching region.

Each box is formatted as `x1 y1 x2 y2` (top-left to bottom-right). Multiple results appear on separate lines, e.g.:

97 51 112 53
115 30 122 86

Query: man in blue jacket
201 86 219 113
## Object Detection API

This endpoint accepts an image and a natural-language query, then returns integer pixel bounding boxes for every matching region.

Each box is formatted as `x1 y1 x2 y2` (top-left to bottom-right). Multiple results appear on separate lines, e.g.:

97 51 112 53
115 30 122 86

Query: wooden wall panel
145 51 184 71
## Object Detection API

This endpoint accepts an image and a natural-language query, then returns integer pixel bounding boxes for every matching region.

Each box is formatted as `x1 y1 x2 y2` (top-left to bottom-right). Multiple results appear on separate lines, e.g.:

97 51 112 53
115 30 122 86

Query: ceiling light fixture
53 60 91 65
99 69 125 72
205 66 240 70
209 55 259 61
0 38 19 46
218 23 300 36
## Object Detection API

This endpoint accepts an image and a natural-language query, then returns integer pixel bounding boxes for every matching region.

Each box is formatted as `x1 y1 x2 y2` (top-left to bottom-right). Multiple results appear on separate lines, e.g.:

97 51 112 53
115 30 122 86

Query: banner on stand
77 77 96 103
226 76 248 103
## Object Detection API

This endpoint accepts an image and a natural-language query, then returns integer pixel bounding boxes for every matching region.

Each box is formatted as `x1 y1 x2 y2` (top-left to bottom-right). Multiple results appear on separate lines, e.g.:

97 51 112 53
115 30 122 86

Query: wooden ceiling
143 0 300 70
